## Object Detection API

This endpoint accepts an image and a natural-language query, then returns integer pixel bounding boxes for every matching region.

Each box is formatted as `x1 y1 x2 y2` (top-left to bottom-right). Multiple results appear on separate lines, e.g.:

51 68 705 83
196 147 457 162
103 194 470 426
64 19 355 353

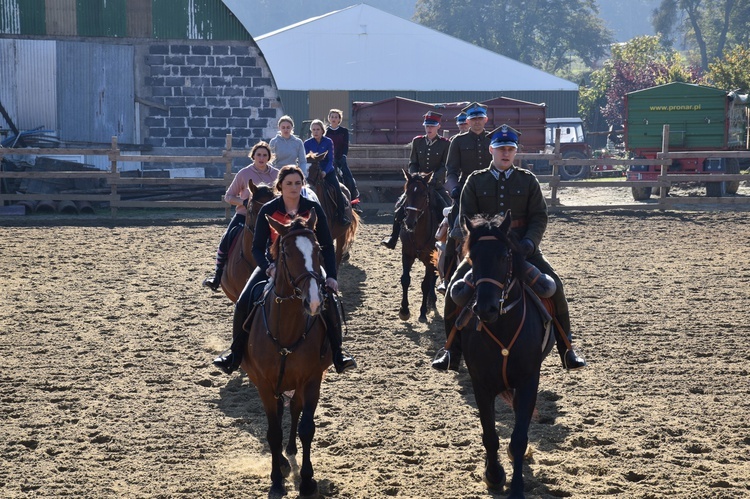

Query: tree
652 0 750 70
413 0 614 74
578 36 701 130
704 45 750 92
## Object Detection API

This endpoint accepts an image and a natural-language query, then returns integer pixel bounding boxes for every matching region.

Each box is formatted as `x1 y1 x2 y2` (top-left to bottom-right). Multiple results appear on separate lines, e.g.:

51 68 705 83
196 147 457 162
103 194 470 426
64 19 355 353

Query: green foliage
652 0 750 69
414 0 614 74
578 36 702 130
704 45 750 92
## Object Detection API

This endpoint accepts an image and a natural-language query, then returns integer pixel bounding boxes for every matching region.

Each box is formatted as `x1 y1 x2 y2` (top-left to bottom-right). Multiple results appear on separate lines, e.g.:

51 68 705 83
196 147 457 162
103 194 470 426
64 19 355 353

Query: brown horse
220 180 275 302
242 211 331 498
305 152 359 268
398 171 440 322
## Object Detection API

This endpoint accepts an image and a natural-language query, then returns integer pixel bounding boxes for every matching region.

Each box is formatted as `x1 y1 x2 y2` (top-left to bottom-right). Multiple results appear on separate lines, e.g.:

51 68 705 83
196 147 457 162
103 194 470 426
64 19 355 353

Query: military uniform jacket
408 135 450 184
460 164 547 249
445 129 492 191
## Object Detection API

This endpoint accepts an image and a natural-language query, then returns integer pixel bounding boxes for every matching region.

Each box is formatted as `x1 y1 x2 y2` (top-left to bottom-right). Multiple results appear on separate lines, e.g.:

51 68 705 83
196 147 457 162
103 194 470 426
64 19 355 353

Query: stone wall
139 41 281 154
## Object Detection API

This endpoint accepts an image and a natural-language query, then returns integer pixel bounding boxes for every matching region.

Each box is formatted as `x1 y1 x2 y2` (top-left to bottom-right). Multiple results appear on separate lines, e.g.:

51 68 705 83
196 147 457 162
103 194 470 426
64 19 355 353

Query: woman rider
304 119 351 226
213 165 357 375
203 142 279 291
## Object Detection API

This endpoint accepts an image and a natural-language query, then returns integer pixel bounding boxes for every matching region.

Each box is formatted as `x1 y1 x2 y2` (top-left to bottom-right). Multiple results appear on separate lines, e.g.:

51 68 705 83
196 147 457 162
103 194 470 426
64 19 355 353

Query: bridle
272 228 325 303
471 234 527 387
403 176 430 230
258 226 326 399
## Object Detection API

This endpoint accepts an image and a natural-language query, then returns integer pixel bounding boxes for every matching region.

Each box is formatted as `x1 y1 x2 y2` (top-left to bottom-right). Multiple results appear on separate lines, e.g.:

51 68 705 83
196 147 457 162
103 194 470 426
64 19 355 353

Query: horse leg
418 261 436 322
258 390 291 496
473 385 505 492
286 395 301 457
508 376 540 499
399 252 415 321
297 381 322 498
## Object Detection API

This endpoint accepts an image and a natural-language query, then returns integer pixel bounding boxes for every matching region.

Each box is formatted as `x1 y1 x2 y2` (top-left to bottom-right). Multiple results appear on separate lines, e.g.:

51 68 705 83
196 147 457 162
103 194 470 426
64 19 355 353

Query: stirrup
202 276 221 291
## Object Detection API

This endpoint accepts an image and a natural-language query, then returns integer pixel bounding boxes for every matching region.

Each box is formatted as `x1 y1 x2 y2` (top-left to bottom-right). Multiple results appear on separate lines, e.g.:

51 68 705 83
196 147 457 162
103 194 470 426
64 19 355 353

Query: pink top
225 162 279 215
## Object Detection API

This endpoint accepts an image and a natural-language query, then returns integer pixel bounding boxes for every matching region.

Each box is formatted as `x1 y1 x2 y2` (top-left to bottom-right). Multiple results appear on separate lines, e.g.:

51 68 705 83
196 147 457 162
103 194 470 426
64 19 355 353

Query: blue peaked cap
490 125 520 149
462 102 487 119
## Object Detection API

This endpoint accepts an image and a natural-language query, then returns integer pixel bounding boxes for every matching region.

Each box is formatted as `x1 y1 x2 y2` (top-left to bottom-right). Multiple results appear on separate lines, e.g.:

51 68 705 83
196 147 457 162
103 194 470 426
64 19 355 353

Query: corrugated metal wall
57 41 134 144
0 39 57 131
152 0 249 40
309 90 350 128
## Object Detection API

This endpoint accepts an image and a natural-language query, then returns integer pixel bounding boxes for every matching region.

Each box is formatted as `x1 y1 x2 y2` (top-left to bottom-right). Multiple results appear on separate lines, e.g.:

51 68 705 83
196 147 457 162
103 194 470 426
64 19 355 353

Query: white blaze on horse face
295 235 321 313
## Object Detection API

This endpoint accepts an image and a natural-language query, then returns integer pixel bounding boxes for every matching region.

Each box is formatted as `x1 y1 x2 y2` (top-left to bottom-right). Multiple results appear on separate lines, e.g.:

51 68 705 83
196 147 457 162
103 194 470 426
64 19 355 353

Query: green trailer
624 82 748 200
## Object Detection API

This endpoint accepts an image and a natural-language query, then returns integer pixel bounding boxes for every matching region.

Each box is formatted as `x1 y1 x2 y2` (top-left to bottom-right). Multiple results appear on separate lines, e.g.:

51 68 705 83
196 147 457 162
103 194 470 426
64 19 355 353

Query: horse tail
341 209 359 253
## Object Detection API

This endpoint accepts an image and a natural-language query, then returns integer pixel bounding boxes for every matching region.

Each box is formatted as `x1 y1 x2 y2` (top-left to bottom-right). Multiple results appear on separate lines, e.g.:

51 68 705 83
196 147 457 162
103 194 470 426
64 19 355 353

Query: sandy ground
1 186 749 498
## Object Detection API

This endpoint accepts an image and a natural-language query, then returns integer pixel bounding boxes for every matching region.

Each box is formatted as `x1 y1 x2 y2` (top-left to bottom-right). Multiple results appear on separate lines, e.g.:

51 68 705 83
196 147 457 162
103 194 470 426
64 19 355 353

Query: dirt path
1 208 748 498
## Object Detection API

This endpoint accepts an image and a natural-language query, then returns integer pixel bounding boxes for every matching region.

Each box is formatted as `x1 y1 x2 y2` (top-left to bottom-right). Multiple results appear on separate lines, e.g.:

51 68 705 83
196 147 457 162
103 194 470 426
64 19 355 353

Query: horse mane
269 216 310 260
463 214 526 278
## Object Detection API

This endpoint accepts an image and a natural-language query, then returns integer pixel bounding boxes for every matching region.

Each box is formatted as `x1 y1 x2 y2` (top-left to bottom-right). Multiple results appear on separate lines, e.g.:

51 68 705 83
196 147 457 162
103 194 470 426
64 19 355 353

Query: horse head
246 179 275 231
464 212 523 323
305 151 328 184
267 210 325 316
402 171 433 231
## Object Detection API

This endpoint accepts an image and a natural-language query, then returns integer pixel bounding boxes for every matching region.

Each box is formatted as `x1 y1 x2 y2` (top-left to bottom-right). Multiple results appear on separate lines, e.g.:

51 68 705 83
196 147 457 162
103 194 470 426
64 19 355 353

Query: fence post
659 124 670 208
110 136 119 218
224 134 233 220
549 128 562 205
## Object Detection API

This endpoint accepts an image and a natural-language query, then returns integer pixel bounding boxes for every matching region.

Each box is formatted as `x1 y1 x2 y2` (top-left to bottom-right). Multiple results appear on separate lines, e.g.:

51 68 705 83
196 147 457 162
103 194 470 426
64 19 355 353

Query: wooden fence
1 128 748 218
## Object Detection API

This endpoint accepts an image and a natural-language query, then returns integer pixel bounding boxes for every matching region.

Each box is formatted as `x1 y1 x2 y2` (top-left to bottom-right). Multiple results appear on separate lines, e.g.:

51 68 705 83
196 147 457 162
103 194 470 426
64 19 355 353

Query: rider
213 165 357 375
304 119 351 227
203 142 279 291
381 111 451 249
432 124 587 372
441 103 493 287
269 115 308 175
325 108 361 210
452 111 470 137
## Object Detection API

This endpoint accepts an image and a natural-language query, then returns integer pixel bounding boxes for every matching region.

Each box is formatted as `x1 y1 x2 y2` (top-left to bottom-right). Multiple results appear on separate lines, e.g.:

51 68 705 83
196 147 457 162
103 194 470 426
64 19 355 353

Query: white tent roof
228 3 577 92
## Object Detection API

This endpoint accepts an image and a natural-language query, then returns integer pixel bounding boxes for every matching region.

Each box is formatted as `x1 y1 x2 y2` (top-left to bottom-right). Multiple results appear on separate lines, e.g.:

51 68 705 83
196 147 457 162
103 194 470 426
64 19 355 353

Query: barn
227 3 579 137
0 0 282 171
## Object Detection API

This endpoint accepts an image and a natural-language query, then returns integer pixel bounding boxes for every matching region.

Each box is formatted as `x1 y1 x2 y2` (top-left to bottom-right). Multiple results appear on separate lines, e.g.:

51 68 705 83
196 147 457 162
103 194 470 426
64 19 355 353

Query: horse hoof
418 314 427 323
269 483 287 498
298 478 318 498
280 456 291 478
398 310 410 321
285 443 297 456
483 465 506 492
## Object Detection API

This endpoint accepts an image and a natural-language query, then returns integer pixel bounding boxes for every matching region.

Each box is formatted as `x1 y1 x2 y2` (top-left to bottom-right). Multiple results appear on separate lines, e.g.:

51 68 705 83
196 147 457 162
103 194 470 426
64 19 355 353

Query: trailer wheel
559 151 590 180
705 181 726 197
631 186 652 201
726 158 740 194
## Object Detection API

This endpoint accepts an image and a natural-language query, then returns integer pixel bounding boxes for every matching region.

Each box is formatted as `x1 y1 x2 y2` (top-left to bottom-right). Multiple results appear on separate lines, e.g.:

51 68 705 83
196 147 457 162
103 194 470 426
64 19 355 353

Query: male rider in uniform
381 111 451 249
439 102 493 289
432 124 587 372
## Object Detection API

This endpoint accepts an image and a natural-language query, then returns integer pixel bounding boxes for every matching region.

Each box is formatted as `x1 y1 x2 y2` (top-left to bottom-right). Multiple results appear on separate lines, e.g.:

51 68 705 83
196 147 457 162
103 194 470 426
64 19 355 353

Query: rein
472 234 527 387
402 177 435 252
259 227 325 398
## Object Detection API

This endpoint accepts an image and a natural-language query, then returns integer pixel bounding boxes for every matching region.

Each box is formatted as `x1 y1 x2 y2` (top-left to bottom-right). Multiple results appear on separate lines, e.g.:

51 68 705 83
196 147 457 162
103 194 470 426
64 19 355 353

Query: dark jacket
408 135 450 185
445 129 492 192
252 196 337 279
460 164 547 250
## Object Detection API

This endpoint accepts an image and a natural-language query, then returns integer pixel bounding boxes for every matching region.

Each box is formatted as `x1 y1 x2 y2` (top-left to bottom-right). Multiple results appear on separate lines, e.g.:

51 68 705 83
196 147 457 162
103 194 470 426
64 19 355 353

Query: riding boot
380 208 405 250
432 282 463 372
336 193 352 226
323 295 356 373
213 285 255 374
553 311 586 371
431 335 462 371
202 263 224 291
